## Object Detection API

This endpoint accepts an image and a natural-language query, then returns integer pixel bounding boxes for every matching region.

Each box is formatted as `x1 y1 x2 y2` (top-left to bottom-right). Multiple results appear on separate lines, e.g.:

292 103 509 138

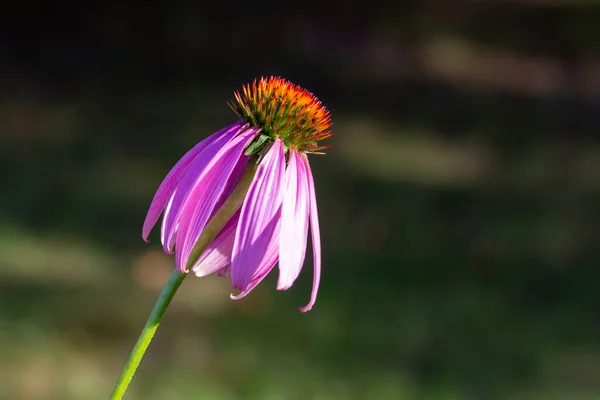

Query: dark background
1 1 600 399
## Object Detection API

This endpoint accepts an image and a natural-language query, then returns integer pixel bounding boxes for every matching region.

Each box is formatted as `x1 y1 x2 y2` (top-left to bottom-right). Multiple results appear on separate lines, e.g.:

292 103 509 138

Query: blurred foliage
1 1 600 399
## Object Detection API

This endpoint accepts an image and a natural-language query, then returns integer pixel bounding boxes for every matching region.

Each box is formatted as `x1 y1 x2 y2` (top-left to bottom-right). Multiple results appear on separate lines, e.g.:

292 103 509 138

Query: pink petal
299 154 322 313
211 153 250 220
189 157 250 271
164 154 249 254
230 260 275 300
230 223 280 299
231 138 285 290
161 124 246 252
175 128 257 272
217 265 231 278
277 147 310 290
191 210 240 277
142 122 245 241
159 189 178 254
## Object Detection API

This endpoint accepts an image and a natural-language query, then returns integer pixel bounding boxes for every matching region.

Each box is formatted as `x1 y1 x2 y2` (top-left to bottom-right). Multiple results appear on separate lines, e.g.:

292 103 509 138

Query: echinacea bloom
142 77 331 311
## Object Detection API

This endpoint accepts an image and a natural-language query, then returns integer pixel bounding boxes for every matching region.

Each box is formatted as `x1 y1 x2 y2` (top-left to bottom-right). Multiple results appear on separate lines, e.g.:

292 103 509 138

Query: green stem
185 159 258 270
109 270 186 399
110 158 259 399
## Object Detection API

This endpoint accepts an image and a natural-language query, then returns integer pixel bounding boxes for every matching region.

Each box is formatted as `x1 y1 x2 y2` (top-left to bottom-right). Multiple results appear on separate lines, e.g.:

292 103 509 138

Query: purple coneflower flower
142 77 331 312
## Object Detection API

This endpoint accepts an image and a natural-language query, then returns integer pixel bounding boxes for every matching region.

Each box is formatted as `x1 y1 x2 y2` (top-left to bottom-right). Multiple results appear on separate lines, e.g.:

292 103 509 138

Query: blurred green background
2 1 600 399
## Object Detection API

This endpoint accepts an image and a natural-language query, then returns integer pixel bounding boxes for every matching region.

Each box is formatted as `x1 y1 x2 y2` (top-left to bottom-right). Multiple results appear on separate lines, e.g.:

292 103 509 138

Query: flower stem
185 158 258 270
109 270 187 399
110 157 259 398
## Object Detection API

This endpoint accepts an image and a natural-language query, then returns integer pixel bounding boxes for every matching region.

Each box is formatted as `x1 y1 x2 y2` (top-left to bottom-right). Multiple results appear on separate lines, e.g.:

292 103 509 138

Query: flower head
230 77 331 154
142 77 331 312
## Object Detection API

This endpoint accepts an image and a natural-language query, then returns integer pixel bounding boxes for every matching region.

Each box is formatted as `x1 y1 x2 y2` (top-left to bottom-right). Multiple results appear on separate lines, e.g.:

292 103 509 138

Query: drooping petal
299 154 321 313
231 218 280 299
277 147 310 290
161 123 246 252
231 138 285 290
190 156 249 274
230 258 276 300
217 265 231 278
191 210 240 277
142 121 245 241
175 128 257 272
210 153 250 220
164 153 249 253
160 188 178 254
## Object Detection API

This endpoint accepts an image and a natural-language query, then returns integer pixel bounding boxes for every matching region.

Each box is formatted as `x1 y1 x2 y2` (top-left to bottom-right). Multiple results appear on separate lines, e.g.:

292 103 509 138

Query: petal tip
298 304 313 313
276 280 293 291
176 263 189 274
142 226 152 242
230 291 244 300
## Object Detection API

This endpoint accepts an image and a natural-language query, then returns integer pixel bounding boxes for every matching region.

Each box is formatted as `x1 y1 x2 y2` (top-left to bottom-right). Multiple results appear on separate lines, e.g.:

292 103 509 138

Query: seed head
230 76 332 154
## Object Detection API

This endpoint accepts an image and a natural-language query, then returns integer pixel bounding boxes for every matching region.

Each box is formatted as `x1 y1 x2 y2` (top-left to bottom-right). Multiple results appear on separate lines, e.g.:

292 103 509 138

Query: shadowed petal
230 259 276 300
191 210 240 277
231 219 280 299
299 154 321 313
175 129 256 272
191 155 250 263
142 122 244 241
277 147 309 290
217 265 231 278
231 138 285 290
168 154 248 255
211 153 250 219
161 123 246 252
160 189 178 254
